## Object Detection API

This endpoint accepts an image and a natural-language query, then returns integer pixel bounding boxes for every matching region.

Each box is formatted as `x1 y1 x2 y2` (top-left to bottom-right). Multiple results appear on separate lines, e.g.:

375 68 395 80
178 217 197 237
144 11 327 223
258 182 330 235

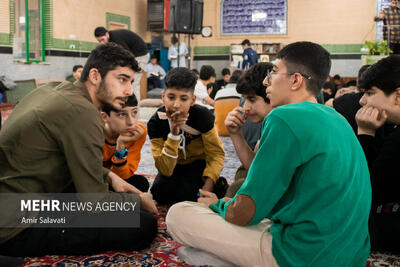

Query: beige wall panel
0 0 10 33
53 0 150 42
192 0 376 47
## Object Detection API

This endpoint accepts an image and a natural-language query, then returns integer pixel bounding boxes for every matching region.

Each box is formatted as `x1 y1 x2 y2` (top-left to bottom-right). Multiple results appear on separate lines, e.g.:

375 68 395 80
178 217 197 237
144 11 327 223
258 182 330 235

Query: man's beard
96 80 128 111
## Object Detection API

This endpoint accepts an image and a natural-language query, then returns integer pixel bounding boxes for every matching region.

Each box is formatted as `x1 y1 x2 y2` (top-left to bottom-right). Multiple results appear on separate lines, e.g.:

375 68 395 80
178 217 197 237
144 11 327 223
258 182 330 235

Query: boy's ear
395 87 400 106
191 94 196 106
161 91 165 105
290 73 303 91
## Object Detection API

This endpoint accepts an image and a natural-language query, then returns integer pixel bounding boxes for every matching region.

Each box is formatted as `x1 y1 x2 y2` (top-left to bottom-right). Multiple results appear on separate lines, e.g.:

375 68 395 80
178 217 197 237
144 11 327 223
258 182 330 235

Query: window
13 0 45 62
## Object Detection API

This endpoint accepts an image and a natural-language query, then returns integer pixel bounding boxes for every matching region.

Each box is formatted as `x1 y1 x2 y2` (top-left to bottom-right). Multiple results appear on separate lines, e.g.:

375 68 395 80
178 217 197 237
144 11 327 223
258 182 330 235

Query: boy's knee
166 201 192 229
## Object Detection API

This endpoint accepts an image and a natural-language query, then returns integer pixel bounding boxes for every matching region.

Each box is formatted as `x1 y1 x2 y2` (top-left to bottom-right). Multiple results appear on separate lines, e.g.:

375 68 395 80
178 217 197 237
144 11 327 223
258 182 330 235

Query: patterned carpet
22 206 190 267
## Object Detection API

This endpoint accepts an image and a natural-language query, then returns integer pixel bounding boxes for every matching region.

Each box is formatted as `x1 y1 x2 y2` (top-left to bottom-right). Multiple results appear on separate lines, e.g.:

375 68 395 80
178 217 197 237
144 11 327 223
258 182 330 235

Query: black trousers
370 207 400 254
147 76 162 91
0 210 157 257
125 174 150 192
150 160 206 205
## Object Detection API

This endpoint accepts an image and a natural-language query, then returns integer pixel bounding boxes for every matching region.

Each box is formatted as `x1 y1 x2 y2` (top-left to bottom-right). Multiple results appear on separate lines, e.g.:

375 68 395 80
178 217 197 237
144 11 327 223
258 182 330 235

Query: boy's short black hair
165 67 197 92
207 82 216 90
199 65 216 80
358 65 370 80
358 55 400 96
323 82 335 90
171 36 178 45
94 26 108 37
80 43 140 82
357 65 370 89
236 62 273 103
241 39 251 46
346 80 357 87
192 69 199 75
229 70 243 83
277 41 331 96
102 94 138 115
221 68 231 76
333 74 341 80
73 65 83 72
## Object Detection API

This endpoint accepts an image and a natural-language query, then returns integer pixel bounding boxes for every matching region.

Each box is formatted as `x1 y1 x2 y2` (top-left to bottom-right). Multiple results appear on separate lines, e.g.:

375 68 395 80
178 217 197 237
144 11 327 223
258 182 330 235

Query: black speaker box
191 0 203 34
168 0 203 34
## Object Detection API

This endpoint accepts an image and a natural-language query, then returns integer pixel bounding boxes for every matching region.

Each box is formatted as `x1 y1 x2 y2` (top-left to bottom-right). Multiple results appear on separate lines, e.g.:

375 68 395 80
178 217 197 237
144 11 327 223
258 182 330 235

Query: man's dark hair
165 67 197 92
80 43 140 82
102 94 138 115
222 68 231 76
171 36 178 45
277 41 331 96
236 62 273 103
229 70 243 83
358 55 400 96
72 65 83 72
241 39 251 46
199 65 216 80
94 26 108 37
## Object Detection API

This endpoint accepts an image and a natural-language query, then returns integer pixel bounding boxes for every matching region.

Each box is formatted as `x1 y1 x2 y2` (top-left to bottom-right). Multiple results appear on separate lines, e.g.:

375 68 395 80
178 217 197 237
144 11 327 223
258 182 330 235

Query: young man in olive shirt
0 43 157 257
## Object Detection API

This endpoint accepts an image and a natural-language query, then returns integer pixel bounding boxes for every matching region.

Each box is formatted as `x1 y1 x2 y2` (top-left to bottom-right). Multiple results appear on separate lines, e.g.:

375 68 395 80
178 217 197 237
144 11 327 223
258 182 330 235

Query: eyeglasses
266 69 312 84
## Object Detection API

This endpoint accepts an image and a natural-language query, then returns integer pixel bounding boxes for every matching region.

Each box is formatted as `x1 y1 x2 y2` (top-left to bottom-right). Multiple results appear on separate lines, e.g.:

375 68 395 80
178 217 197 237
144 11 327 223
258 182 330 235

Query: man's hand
139 192 159 214
225 106 247 135
108 171 142 194
167 109 189 135
356 106 387 136
116 124 144 149
197 189 218 206
108 172 158 214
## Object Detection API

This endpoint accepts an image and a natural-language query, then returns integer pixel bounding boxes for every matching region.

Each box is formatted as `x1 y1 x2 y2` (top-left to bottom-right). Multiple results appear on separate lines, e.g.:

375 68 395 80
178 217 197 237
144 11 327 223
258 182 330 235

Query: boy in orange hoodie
102 94 149 192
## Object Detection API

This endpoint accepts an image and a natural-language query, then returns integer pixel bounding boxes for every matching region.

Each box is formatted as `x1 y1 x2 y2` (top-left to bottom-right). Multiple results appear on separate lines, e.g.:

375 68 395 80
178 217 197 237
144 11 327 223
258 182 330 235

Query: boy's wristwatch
114 148 129 159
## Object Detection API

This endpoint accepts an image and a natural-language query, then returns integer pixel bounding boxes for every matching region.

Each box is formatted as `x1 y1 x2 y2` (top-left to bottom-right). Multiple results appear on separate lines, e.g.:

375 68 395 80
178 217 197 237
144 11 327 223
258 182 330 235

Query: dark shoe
213 177 229 199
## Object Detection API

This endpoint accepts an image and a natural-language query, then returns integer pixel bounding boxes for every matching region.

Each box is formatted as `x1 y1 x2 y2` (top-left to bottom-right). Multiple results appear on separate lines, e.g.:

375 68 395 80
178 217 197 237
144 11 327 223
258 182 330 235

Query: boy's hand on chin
167 110 189 135
356 106 387 136
117 125 144 145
